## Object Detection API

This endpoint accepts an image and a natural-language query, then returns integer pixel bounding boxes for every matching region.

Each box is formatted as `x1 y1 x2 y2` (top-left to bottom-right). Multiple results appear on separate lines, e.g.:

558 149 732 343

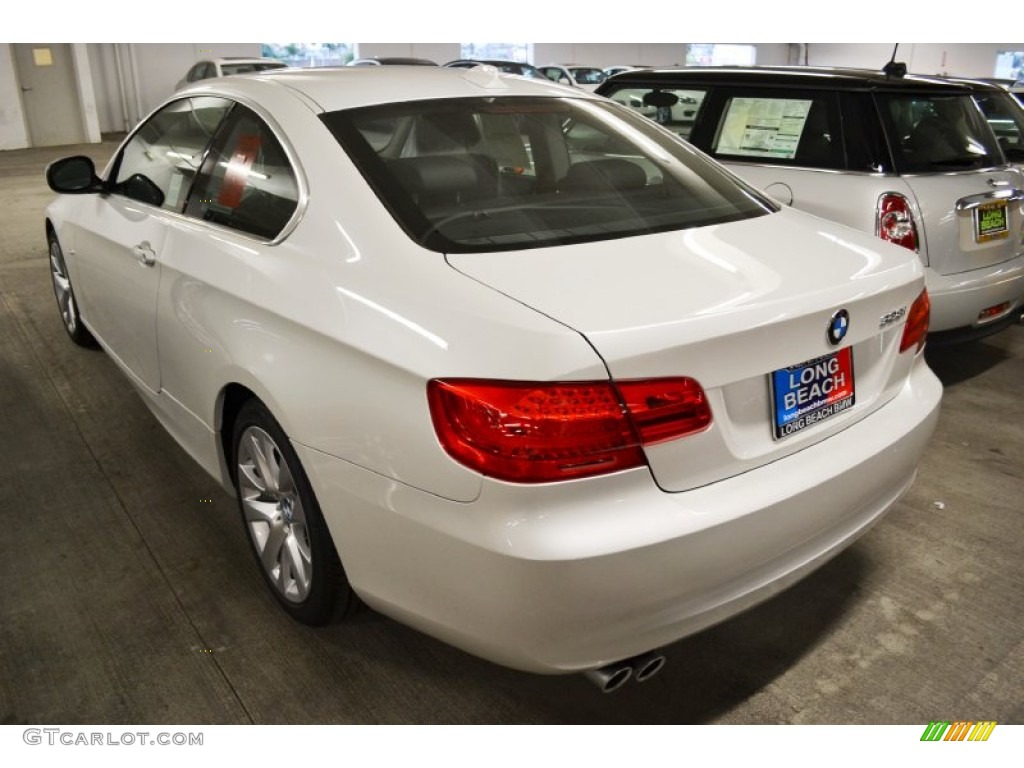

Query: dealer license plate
975 200 1008 243
770 347 855 440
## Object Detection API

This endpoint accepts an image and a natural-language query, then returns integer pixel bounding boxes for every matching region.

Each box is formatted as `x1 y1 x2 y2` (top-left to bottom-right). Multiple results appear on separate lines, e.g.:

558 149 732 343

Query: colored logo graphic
826 309 850 346
920 721 997 741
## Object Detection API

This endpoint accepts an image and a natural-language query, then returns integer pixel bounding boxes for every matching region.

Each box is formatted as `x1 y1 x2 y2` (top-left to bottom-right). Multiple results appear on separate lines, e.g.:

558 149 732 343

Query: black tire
231 399 355 625
47 230 96 347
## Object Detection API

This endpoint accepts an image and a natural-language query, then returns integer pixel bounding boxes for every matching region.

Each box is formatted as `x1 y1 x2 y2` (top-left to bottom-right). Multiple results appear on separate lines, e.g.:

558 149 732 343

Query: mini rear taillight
900 289 930 353
427 378 712 483
877 193 919 252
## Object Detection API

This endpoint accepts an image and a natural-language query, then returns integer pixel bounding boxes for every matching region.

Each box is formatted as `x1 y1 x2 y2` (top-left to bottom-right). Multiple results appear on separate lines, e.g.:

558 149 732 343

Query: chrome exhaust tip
631 651 666 683
583 662 633 693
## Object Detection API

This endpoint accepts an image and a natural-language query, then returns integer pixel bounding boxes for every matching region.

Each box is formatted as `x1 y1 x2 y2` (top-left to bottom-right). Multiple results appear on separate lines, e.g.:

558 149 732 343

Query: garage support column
70 44 102 144
0 45 30 150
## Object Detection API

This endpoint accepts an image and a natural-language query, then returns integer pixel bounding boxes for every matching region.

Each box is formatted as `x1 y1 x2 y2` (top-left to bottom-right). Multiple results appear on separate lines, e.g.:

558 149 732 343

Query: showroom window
994 50 1024 81
185 105 300 240
112 97 233 211
262 43 353 67
460 42 533 63
687 44 756 67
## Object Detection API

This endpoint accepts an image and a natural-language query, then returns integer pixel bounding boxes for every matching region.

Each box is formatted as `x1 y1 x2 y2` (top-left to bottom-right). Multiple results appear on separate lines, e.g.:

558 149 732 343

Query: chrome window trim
719 158 895 178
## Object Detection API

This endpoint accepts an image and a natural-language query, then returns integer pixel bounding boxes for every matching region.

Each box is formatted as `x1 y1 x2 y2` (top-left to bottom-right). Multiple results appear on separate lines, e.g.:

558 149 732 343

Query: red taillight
427 378 712 483
900 289 930 353
877 193 919 252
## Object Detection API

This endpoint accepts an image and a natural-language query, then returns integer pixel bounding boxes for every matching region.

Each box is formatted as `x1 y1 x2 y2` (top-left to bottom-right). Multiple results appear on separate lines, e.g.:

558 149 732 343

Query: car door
156 102 302 429
69 96 232 392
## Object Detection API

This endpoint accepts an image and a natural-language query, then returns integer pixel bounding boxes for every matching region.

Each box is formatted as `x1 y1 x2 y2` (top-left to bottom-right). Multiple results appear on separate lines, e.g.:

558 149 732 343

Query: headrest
561 158 646 192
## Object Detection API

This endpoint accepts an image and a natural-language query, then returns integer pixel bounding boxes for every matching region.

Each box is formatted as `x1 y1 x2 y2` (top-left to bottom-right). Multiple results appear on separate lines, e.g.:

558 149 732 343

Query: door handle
20 86 33 92
132 241 157 266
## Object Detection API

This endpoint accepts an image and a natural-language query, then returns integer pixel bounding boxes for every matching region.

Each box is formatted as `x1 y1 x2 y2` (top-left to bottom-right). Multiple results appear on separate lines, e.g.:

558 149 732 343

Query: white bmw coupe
44 65 942 691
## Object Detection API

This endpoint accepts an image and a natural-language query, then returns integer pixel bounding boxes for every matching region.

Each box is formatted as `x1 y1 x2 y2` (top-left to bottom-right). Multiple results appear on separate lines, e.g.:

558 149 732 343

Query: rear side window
972 89 1024 164
321 96 774 254
601 86 709 139
184 105 300 240
709 92 843 170
570 68 606 86
877 92 1003 172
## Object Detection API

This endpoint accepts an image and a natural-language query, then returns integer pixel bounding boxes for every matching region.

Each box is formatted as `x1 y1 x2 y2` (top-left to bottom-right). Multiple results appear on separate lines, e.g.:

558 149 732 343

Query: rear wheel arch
222 387 357 623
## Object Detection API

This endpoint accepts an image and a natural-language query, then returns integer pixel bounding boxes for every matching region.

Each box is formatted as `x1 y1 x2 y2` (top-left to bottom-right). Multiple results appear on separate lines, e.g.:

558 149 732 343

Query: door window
112 97 233 210
184 105 300 240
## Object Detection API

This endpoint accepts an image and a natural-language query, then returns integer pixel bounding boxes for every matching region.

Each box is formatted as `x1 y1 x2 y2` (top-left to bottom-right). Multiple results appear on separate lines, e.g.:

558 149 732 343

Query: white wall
133 43 262 115
88 44 126 133
806 43 1024 78
0 43 99 149
0 45 30 150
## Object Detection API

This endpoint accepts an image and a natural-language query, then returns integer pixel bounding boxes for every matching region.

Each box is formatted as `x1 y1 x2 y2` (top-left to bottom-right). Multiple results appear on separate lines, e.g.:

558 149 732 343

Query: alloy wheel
236 425 313 603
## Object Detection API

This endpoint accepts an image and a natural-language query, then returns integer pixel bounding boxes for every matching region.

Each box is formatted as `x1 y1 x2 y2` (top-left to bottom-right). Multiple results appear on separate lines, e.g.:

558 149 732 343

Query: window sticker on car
716 98 813 160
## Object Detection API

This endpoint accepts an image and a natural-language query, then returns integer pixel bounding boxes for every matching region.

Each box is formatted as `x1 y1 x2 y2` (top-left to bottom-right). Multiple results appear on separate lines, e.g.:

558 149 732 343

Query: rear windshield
570 68 606 85
321 96 773 253
877 92 1004 173
221 62 286 76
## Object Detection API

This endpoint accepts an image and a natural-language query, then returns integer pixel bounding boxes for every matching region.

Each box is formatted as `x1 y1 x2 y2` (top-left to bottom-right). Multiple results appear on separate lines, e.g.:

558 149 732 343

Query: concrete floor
1 137 1021 725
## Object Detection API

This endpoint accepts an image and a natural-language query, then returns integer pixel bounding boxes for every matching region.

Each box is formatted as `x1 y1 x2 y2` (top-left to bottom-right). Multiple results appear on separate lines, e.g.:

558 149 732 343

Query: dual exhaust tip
583 651 666 693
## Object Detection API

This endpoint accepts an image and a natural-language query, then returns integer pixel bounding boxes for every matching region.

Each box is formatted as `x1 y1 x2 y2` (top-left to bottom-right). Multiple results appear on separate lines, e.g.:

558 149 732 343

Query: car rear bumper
925 254 1024 335
296 357 942 674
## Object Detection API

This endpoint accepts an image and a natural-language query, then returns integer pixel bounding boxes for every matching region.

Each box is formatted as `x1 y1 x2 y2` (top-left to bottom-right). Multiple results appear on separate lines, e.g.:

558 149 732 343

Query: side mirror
46 155 104 194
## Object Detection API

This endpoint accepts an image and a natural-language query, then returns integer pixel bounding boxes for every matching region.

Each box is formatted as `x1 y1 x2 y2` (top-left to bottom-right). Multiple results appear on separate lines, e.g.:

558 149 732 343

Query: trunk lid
907 167 1024 275
446 208 926 492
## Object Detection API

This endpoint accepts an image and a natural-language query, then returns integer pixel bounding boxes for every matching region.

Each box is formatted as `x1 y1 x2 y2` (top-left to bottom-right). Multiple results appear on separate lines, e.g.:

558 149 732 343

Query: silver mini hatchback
599 65 1024 343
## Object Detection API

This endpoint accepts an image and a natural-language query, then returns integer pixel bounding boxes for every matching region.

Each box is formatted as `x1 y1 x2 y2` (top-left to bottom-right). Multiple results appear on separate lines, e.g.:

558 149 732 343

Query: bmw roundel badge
826 309 850 346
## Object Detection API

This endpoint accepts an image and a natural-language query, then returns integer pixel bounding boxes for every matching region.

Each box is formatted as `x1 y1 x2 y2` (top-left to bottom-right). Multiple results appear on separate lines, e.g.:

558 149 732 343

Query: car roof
178 65 598 112
603 65 977 92
939 75 1012 93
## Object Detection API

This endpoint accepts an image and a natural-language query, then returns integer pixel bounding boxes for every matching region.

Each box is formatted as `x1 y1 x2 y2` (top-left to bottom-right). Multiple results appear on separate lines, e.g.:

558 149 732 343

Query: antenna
883 44 907 78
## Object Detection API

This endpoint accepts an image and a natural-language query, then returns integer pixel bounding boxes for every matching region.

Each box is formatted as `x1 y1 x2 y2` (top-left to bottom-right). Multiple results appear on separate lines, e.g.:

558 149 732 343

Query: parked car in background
348 57 437 66
44 65 941 691
175 57 287 91
946 76 1024 166
443 58 547 79
538 64 607 91
598 65 1024 344
604 65 649 78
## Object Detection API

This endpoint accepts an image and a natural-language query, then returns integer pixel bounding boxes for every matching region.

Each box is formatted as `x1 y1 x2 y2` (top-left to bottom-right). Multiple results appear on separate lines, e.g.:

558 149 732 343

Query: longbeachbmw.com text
23 729 203 746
